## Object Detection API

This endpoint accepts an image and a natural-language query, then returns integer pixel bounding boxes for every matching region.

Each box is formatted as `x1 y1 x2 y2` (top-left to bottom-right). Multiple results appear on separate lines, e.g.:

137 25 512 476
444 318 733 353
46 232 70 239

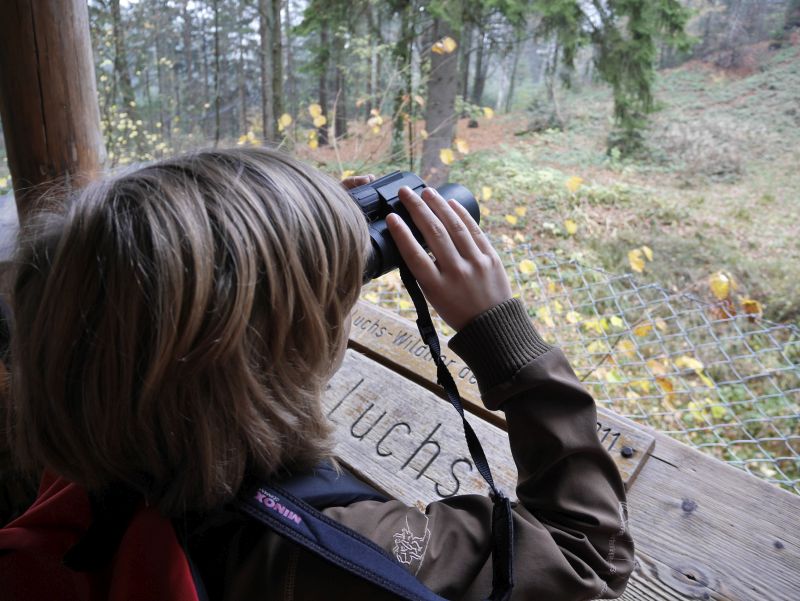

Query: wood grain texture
346 300 800 601
348 300 654 488
0 0 105 221
325 351 518 505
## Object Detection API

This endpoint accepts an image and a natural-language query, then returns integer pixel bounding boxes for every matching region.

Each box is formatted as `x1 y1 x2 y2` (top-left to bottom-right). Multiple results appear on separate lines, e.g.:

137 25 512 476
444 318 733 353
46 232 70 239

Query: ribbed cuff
448 298 551 399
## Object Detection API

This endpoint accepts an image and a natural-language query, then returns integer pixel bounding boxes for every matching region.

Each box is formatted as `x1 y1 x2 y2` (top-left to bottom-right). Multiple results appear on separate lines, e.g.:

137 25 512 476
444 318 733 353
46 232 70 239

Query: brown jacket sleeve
325 298 634 600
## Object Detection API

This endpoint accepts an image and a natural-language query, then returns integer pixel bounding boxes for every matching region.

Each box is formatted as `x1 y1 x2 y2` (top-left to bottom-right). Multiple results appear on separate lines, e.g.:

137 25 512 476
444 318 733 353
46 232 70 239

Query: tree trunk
155 6 172 142
0 0 106 223
110 0 139 118
545 41 564 128
201 13 211 137
317 18 330 146
420 19 459 188
334 34 348 139
182 0 194 116
458 21 472 114
504 33 523 113
284 0 297 125
391 1 411 161
238 24 248 134
259 0 275 141
470 24 486 106
213 0 221 145
365 3 376 119
271 0 283 127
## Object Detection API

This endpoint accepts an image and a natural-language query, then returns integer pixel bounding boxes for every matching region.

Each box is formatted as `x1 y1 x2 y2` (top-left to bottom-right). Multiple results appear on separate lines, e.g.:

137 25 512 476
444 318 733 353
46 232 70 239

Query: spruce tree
535 0 690 155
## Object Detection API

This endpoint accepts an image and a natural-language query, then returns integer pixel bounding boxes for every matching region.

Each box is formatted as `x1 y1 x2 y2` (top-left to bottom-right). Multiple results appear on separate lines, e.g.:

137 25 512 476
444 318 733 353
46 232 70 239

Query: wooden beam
0 0 105 222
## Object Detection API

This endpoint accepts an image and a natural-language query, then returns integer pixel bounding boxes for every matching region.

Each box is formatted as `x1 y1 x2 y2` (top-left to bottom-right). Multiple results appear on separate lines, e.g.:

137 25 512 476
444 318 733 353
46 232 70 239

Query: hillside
444 42 800 324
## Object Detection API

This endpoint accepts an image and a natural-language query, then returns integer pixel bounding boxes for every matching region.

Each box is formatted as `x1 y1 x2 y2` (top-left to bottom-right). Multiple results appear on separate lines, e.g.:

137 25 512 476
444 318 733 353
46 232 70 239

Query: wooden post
0 0 105 223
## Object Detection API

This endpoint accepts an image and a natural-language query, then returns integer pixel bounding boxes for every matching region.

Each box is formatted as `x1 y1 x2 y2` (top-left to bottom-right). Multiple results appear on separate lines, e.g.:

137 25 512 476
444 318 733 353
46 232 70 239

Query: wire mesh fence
362 249 800 495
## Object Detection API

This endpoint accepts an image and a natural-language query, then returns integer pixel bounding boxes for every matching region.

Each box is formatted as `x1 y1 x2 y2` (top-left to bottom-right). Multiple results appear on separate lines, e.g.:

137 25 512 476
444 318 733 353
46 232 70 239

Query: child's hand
341 174 375 190
386 186 512 331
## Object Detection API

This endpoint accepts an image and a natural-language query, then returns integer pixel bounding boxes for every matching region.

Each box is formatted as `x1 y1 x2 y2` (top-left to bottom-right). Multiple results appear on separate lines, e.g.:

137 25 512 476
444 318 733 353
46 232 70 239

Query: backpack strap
275 460 388 509
235 480 448 601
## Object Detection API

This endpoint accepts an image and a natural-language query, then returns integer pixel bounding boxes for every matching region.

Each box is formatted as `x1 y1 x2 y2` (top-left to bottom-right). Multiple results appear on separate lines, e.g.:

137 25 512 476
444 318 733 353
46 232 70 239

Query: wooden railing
337 300 800 601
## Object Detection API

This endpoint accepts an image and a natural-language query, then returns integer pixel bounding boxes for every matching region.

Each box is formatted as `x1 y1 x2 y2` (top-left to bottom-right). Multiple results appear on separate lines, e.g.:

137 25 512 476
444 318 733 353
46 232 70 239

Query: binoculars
348 172 479 280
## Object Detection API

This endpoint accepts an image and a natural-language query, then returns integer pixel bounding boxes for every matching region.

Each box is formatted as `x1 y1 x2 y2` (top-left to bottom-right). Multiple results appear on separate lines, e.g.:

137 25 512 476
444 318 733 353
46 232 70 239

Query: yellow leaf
420 129 429 140
588 340 607 354
582 319 604 335
504 214 518 226
454 138 469 154
610 315 624 329
536 306 555 328
480 206 491 217
709 271 732 300
628 248 645 273
711 405 726 419
237 133 249 145
675 356 704 371
687 400 704 421
547 280 557 294
646 359 667 375
618 339 636 357
632 379 652 393
633 323 653 337
641 245 654 261
340 170 355 180
552 300 563 314
656 376 674 394
482 106 495 119
566 311 581 324
741 298 763 316
278 113 293 130
371 126 381 134
0 177 7 188
565 176 583 194
481 186 492 200
605 369 623 383
698 371 715 388
308 103 322 118
432 36 458 54
519 259 536 275
313 115 327 128
512 207 526 218
514 233 525 242
308 138 319 150
439 148 455 165
655 318 668 332
564 218 578 235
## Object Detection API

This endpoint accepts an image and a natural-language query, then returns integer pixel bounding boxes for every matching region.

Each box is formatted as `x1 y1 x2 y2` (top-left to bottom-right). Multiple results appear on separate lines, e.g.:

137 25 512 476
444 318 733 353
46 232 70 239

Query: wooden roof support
0 0 105 223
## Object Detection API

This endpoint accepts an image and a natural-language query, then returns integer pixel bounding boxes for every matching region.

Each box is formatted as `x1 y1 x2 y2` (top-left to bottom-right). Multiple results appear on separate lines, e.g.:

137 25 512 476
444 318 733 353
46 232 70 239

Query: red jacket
0 471 199 601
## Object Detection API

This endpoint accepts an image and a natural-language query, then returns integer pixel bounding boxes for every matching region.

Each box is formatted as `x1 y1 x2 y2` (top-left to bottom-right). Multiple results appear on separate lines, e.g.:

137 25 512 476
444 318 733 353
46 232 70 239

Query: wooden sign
325 351 517 506
347 300 654 488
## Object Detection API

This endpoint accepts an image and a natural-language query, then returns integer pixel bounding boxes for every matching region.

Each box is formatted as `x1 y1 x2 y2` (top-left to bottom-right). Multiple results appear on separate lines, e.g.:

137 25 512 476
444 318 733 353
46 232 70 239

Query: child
0 147 633 600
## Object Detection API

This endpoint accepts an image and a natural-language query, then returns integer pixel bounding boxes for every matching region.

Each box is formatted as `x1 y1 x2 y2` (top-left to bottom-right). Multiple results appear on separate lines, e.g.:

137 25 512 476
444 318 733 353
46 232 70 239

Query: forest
0 0 799 325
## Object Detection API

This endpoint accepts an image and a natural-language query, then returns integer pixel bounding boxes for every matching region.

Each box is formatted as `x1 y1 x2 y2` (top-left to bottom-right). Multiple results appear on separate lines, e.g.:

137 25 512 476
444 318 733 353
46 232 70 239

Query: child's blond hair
11 147 368 514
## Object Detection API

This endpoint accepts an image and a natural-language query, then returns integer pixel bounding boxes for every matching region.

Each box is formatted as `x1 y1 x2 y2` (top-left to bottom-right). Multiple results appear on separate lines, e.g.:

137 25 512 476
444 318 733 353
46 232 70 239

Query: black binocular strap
398 263 514 601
